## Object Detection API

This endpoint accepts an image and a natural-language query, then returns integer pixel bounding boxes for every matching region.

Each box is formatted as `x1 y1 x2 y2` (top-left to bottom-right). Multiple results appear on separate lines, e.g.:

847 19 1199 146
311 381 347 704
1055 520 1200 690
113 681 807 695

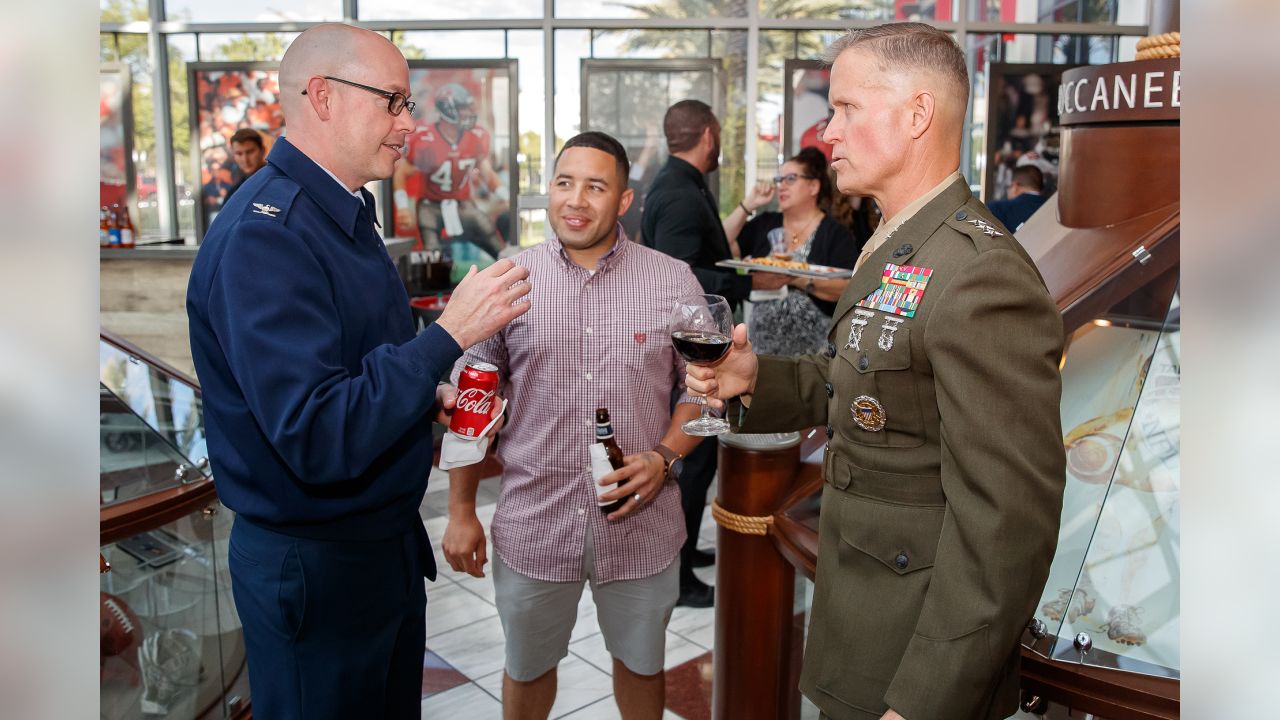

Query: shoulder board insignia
252 203 281 218
967 217 1003 237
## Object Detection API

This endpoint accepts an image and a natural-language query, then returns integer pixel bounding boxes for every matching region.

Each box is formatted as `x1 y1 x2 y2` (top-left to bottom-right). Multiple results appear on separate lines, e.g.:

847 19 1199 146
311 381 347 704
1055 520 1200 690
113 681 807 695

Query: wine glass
669 294 734 436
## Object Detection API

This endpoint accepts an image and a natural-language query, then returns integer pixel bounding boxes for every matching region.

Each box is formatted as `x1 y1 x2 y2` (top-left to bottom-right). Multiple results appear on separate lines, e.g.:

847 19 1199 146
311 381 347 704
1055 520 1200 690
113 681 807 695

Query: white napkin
750 286 788 302
441 199 465 237
439 397 506 470
589 443 618 507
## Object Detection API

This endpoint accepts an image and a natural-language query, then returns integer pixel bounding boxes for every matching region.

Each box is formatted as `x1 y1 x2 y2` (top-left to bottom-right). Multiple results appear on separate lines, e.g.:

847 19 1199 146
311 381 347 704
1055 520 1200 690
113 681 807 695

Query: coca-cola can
450 362 500 439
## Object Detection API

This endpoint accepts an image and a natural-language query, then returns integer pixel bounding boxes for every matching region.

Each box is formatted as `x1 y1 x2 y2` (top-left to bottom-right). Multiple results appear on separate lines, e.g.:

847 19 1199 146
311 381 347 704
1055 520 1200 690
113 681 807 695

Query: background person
442 131 703 720
989 164 1048 232
186 24 530 719
224 127 265 201
640 99 749 607
722 147 857 356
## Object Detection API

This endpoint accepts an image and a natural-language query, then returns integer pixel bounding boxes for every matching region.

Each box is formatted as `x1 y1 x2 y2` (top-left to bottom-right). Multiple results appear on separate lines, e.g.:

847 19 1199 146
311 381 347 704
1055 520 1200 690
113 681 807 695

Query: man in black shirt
642 100 751 308
641 100 749 607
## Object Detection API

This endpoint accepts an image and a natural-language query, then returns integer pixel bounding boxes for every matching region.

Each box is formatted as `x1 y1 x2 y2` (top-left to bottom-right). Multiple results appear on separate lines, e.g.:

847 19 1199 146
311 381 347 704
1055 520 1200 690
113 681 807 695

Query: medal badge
845 309 875 351
851 395 886 432
856 263 933 318
878 316 904 351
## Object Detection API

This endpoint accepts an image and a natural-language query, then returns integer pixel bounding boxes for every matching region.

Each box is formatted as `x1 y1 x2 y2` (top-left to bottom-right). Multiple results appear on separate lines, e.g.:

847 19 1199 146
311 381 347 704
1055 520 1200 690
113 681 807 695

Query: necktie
853 247 875 273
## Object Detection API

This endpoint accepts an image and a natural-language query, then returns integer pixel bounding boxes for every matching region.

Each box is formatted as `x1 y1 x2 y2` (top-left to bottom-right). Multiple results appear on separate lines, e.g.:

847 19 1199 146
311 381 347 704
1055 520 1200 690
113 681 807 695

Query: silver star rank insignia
967 218 1003 237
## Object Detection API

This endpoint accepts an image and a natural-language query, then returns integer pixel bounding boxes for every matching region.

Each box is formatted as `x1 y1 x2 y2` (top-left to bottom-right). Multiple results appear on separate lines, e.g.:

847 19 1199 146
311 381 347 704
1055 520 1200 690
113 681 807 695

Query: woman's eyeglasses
773 173 815 186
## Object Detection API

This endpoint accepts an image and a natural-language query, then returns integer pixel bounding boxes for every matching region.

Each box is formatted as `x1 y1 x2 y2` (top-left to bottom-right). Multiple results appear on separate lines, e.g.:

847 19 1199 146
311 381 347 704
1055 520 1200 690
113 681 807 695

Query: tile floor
417 466 796 719
417 466 1042 720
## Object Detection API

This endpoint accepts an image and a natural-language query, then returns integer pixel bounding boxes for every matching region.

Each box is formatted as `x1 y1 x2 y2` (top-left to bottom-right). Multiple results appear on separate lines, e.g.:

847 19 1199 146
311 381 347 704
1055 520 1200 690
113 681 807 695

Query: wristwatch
805 278 815 294
652 444 683 481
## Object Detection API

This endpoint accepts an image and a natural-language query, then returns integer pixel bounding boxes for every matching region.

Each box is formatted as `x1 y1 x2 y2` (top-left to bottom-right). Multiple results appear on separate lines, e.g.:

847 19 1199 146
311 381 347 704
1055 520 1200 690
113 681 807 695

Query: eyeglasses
773 173 815 186
301 75 416 116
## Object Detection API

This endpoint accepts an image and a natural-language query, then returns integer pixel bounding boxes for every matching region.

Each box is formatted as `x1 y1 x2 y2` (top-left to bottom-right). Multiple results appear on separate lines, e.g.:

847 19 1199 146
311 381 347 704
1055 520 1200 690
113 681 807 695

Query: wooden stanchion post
712 432 802 720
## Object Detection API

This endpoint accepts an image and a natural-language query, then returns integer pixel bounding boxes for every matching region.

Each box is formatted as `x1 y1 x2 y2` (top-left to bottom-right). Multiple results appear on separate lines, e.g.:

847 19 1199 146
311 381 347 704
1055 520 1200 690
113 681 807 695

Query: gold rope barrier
711 499 774 536
1136 31 1180 61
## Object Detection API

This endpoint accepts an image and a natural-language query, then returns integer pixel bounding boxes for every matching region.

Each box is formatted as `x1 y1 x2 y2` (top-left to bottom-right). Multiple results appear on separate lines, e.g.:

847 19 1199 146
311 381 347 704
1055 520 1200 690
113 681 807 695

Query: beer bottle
99 206 111 248
107 204 122 247
119 204 136 248
592 408 627 515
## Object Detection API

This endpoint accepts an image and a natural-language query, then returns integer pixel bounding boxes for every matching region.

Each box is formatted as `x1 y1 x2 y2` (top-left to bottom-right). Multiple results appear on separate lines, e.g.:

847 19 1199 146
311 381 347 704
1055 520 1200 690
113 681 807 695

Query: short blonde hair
823 22 970 108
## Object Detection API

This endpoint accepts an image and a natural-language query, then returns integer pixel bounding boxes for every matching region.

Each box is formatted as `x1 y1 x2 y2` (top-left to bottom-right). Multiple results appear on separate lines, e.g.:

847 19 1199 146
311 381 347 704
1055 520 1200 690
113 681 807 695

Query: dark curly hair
790 146 833 208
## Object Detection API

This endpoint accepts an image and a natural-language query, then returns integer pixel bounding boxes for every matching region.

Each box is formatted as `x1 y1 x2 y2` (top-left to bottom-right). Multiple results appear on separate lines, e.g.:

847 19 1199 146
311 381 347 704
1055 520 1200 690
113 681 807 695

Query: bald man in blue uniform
186 24 530 719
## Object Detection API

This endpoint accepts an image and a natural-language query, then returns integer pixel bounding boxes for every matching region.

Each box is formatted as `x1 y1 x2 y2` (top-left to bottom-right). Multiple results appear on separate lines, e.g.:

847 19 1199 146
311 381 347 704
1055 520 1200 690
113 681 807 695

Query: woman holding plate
723 147 858 355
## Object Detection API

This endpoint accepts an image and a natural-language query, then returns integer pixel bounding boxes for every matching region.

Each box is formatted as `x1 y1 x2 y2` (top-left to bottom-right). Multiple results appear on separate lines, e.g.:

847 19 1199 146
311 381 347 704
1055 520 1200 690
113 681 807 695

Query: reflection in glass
965 33 1120 198
101 339 208 471
1028 283 1181 679
101 385 201 506
101 504 247 718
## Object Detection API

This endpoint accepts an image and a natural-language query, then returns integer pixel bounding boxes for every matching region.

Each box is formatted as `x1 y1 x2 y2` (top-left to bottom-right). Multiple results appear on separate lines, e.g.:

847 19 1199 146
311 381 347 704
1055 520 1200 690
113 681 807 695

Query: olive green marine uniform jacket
733 177 1066 720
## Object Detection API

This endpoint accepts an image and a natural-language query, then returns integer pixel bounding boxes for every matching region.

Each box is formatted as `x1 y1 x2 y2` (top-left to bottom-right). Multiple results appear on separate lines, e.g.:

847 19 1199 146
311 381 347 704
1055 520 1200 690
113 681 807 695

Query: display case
100 332 251 720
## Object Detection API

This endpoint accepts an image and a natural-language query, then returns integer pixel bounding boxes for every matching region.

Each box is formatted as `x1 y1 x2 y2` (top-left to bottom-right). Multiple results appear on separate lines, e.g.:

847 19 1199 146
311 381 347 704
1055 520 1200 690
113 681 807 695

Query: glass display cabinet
100 332 251 720
712 53 1180 720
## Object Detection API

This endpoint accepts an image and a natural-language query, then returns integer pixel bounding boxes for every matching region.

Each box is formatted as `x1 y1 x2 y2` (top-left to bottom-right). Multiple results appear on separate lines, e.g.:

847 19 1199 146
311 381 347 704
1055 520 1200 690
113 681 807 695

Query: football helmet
435 83 477 130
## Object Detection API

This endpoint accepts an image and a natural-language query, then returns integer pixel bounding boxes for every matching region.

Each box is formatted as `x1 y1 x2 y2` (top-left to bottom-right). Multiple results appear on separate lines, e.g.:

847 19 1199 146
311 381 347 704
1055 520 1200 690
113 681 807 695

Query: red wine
671 330 731 364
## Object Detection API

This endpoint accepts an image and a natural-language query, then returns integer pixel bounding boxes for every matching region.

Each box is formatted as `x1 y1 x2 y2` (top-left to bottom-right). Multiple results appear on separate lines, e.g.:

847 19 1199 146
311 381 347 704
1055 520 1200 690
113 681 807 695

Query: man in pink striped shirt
443 131 706 719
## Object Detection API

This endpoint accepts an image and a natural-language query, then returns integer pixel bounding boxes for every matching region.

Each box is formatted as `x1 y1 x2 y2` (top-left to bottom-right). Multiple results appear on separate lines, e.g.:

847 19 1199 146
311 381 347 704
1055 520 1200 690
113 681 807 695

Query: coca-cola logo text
456 388 495 415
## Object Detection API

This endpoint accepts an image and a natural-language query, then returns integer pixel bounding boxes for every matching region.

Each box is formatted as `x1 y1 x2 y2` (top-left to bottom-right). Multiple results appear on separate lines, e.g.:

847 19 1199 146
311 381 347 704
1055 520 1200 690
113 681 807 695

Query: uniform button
894 552 909 569
858 355 869 371
824 383 833 398
955 210 968 221
826 342 836 358
825 426 834 439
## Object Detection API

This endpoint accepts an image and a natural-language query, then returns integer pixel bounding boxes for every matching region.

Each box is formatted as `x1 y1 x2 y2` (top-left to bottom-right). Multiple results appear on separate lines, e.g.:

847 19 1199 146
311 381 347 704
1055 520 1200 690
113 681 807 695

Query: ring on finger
633 493 643 503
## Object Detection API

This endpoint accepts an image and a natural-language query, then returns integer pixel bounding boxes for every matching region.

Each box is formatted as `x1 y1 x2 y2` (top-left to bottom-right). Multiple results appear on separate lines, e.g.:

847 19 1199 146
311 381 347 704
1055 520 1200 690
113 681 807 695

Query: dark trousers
228 517 428 720
678 435 717 566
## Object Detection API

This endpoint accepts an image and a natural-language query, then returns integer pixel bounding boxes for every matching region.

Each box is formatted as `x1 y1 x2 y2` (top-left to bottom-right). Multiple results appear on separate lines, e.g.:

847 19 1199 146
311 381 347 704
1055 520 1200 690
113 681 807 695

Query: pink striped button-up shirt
451 227 702 583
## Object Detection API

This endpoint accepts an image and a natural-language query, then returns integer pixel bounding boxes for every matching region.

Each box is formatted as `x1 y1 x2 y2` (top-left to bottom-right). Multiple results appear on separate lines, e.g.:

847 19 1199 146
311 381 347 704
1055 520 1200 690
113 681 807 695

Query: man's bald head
279 24 402 121
277 24 415 190
823 22 970 132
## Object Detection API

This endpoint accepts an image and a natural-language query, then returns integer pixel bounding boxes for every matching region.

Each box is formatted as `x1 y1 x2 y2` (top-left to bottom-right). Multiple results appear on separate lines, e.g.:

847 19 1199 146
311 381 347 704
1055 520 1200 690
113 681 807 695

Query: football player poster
391 60 517 276
188 63 284 239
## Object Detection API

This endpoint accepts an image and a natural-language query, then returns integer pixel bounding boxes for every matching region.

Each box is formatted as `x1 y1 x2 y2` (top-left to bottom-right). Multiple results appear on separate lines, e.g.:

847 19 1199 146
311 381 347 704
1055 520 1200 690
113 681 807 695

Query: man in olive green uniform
687 23 1066 720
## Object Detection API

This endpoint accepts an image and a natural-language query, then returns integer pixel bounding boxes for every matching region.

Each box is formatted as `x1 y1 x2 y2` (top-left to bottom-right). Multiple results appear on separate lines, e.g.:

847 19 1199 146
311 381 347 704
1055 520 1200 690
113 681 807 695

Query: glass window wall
164 0 342 24
100 1 1146 243
363 0 542 20
969 0 1148 24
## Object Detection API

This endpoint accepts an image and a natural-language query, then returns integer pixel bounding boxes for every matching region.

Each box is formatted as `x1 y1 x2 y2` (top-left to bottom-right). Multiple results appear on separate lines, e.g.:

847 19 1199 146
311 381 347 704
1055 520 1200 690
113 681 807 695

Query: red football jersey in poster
405 123 492 202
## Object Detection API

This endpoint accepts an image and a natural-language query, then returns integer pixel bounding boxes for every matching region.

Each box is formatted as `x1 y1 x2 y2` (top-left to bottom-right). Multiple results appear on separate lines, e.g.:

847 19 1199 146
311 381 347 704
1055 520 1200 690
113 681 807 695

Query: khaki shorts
492 523 679 681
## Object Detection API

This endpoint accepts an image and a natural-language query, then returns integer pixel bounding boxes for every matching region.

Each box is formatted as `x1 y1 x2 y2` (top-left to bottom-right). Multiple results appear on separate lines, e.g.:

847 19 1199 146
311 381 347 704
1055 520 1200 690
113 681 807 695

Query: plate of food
716 257 853 279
